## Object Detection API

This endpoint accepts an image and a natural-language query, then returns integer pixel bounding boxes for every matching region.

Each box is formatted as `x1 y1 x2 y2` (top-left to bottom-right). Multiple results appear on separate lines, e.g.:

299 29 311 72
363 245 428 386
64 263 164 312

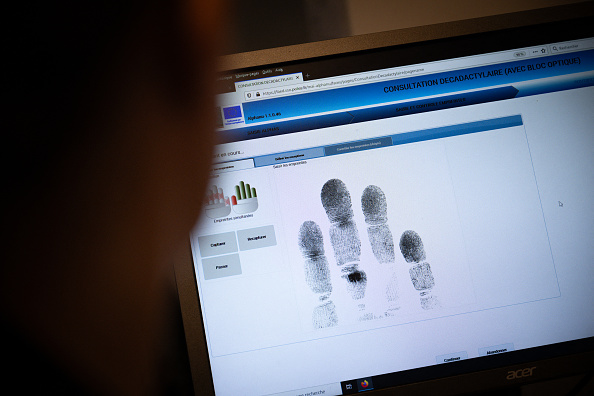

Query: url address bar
244 68 425 101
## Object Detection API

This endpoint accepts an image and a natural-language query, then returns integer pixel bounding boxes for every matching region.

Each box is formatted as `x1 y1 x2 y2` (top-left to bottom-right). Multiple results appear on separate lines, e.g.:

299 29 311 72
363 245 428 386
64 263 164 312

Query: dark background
222 0 583 54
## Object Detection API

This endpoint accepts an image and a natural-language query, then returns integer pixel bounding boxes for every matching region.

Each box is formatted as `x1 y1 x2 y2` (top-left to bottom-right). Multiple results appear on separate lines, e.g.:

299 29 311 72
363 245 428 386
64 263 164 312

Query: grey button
202 254 242 280
325 137 392 156
197 232 238 257
436 351 468 364
237 225 277 251
479 343 514 357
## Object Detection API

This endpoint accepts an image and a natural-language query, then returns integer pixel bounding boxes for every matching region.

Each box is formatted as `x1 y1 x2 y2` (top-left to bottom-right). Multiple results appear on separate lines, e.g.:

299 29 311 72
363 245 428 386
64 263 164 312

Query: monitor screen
176 6 594 396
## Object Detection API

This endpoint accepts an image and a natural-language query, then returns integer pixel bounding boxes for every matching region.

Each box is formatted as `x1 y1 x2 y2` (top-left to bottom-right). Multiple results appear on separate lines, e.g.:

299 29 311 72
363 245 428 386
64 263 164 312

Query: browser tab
235 73 304 94
210 159 254 175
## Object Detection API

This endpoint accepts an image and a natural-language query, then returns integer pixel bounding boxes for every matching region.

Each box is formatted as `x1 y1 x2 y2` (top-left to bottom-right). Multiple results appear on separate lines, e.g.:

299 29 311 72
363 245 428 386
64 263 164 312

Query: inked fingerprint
362 185 399 314
409 262 435 290
312 301 338 329
321 179 361 266
399 230 439 310
420 295 440 310
361 185 388 225
299 221 332 294
386 272 398 302
363 185 395 263
298 220 325 257
321 179 354 224
342 265 367 300
299 221 336 327
366 225 395 264
304 256 332 294
328 222 361 266
399 230 426 263
318 179 370 319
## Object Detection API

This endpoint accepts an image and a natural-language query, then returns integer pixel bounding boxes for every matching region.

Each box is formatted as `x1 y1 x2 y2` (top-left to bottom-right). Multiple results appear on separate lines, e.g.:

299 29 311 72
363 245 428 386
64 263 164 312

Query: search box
549 38 594 54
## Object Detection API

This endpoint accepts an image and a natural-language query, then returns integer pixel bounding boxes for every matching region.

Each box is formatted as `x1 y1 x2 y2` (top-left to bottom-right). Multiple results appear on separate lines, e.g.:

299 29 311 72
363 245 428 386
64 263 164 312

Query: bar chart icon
232 181 258 214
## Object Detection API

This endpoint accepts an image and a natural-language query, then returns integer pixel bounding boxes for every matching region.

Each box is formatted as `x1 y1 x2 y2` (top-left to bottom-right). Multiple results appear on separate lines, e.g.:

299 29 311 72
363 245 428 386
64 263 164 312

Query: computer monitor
175 3 594 395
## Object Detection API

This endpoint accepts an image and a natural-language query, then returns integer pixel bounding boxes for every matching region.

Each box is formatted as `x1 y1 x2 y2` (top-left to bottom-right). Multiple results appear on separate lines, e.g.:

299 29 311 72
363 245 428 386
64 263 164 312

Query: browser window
192 37 594 396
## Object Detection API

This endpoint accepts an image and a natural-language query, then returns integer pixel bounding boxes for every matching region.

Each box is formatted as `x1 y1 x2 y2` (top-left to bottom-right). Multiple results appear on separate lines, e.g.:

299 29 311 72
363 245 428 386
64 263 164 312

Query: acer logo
506 367 536 380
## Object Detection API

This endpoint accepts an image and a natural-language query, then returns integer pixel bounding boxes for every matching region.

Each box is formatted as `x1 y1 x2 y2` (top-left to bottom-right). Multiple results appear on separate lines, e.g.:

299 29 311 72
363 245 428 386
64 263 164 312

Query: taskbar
340 338 594 395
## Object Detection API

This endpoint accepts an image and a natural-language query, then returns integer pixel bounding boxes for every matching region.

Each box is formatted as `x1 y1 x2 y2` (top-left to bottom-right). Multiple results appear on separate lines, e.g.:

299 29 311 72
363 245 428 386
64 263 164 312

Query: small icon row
246 91 262 99
342 377 374 393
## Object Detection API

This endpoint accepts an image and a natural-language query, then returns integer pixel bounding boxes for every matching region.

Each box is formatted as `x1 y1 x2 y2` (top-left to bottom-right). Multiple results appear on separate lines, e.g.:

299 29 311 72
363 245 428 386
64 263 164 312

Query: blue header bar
216 87 519 144
251 115 523 167
390 115 522 146
242 50 593 123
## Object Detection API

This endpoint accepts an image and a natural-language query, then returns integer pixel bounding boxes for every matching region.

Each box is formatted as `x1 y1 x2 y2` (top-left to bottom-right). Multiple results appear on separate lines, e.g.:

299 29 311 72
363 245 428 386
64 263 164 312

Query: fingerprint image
361 185 387 225
362 185 399 314
298 178 448 325
385 273 398 302
420 294 440 310
362 185 396 264
321 179 370 320
299 221 336 328
341 265 367 300
399 230 426 263
299 221 332 294
321 179 354 224
322 179 361 266
367 224 395 263
298 221 325 258
312 301 338 329
409 262 435 291
328 222 362 266
399 230 440 310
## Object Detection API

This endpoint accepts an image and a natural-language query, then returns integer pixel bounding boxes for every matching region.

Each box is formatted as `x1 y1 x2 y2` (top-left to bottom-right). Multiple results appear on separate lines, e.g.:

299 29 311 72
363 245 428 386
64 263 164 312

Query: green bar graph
240 181 246 199
233 181 258 201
